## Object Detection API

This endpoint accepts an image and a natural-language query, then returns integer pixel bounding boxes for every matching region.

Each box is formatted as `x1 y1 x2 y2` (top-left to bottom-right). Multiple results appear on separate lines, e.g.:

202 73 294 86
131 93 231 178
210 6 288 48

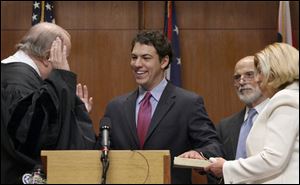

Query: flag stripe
167 2 172 40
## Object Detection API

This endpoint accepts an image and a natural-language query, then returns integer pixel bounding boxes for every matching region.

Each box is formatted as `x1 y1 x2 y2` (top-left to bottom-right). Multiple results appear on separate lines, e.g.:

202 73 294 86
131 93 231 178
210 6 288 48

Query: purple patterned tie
137 92 152 149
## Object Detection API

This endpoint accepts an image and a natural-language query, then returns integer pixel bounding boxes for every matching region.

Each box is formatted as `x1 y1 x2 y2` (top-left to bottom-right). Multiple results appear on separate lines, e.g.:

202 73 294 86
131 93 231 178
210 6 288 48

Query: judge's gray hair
16 22 71 60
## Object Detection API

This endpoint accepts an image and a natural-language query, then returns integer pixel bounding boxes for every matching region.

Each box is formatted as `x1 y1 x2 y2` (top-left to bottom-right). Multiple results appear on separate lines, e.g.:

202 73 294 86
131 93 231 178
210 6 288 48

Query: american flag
277 1 294 46
32 1 55 25
164 1 182 87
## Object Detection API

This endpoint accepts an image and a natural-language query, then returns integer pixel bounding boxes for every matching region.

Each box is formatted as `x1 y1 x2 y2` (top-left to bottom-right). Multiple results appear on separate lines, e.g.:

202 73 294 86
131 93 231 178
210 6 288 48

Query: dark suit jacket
207 109 246 184
217 109 246 160
97 82 222 184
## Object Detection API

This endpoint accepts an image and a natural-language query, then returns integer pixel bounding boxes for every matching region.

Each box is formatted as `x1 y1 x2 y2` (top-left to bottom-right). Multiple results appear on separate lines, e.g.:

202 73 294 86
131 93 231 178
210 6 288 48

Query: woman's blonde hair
254 42 299 92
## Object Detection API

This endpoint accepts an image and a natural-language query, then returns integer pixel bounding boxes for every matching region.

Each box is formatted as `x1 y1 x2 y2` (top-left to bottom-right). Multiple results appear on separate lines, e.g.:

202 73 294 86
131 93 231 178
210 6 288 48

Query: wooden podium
41 150 170 184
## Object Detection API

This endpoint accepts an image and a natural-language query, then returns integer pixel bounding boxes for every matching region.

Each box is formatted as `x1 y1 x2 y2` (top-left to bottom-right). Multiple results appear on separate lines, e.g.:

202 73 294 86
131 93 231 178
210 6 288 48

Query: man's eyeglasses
233 71 255 84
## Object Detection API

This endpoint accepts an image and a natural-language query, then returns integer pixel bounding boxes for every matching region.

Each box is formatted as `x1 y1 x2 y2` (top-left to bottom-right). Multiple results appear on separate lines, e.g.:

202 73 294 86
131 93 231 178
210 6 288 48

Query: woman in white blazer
205 43 299 184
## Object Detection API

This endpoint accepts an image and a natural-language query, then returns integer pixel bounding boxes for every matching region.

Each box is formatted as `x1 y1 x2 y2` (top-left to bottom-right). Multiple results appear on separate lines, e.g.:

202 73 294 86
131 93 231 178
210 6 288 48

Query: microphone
100 117 111 160
99 117 111 184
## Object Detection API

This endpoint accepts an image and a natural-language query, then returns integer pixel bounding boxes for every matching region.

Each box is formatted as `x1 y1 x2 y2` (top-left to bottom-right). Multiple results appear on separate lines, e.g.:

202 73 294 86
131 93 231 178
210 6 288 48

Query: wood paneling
290 1 299 29
145 1 283 29
1 2 299 183
180 30 278 123
1 31 27 59
55 1 138 29
68 30 137 132
1 1 32 30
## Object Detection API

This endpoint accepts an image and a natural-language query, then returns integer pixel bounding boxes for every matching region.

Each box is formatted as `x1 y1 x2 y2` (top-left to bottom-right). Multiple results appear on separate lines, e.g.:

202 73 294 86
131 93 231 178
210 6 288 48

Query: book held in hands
173 157 211 168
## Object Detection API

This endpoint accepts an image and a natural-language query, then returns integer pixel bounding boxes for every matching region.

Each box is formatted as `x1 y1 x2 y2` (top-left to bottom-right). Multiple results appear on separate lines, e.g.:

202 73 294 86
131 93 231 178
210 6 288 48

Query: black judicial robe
1 63 96 184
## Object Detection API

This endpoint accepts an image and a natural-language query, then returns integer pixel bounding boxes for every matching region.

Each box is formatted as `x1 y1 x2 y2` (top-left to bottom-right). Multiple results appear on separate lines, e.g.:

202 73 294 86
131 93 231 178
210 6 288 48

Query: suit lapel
123 90 140 147
145 83 176 143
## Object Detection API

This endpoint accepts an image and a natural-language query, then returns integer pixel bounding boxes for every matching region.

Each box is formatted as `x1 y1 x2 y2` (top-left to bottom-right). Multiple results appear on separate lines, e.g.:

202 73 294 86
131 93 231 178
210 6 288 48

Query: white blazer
223 82 299 184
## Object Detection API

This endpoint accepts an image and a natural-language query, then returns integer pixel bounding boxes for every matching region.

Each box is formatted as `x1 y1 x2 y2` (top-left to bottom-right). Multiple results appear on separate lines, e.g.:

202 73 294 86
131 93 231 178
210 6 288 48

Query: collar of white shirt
1 50 41 76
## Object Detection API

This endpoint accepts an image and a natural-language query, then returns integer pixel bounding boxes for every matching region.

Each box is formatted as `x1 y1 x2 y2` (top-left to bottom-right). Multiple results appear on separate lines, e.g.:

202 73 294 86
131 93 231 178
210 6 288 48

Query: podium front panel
41 150 170 184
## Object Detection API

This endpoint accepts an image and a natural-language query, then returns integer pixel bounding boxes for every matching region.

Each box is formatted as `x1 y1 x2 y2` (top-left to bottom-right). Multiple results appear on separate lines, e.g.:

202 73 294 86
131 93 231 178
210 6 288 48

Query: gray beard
237 88 262 106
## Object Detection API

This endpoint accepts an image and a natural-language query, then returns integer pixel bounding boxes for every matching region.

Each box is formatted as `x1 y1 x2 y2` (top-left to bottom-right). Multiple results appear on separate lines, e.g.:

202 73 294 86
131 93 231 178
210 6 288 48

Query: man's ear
41 58 50 67
161 56 170 69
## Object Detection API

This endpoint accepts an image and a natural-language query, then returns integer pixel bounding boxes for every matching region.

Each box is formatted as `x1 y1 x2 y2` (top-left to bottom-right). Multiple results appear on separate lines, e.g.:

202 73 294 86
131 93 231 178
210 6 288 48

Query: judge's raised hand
49 37 70 71
77 83 93 113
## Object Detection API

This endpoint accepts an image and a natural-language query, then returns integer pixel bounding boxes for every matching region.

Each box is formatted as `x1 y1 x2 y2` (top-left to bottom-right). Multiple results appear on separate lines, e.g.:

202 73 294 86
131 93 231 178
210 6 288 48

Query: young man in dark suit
97 31 222 184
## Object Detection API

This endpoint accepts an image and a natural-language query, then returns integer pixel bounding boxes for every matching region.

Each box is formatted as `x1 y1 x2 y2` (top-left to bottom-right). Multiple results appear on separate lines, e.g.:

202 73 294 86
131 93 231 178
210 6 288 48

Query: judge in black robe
1 62 96 184
1 23 96 184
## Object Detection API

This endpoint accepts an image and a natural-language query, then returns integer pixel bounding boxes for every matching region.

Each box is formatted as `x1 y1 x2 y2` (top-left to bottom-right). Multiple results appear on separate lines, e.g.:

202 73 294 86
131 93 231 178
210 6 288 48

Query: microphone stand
101 147 109 184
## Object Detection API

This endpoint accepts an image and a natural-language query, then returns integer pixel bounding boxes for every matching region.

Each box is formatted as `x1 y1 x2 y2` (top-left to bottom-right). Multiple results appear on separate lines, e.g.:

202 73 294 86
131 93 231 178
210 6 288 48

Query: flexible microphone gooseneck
99 117 111 184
